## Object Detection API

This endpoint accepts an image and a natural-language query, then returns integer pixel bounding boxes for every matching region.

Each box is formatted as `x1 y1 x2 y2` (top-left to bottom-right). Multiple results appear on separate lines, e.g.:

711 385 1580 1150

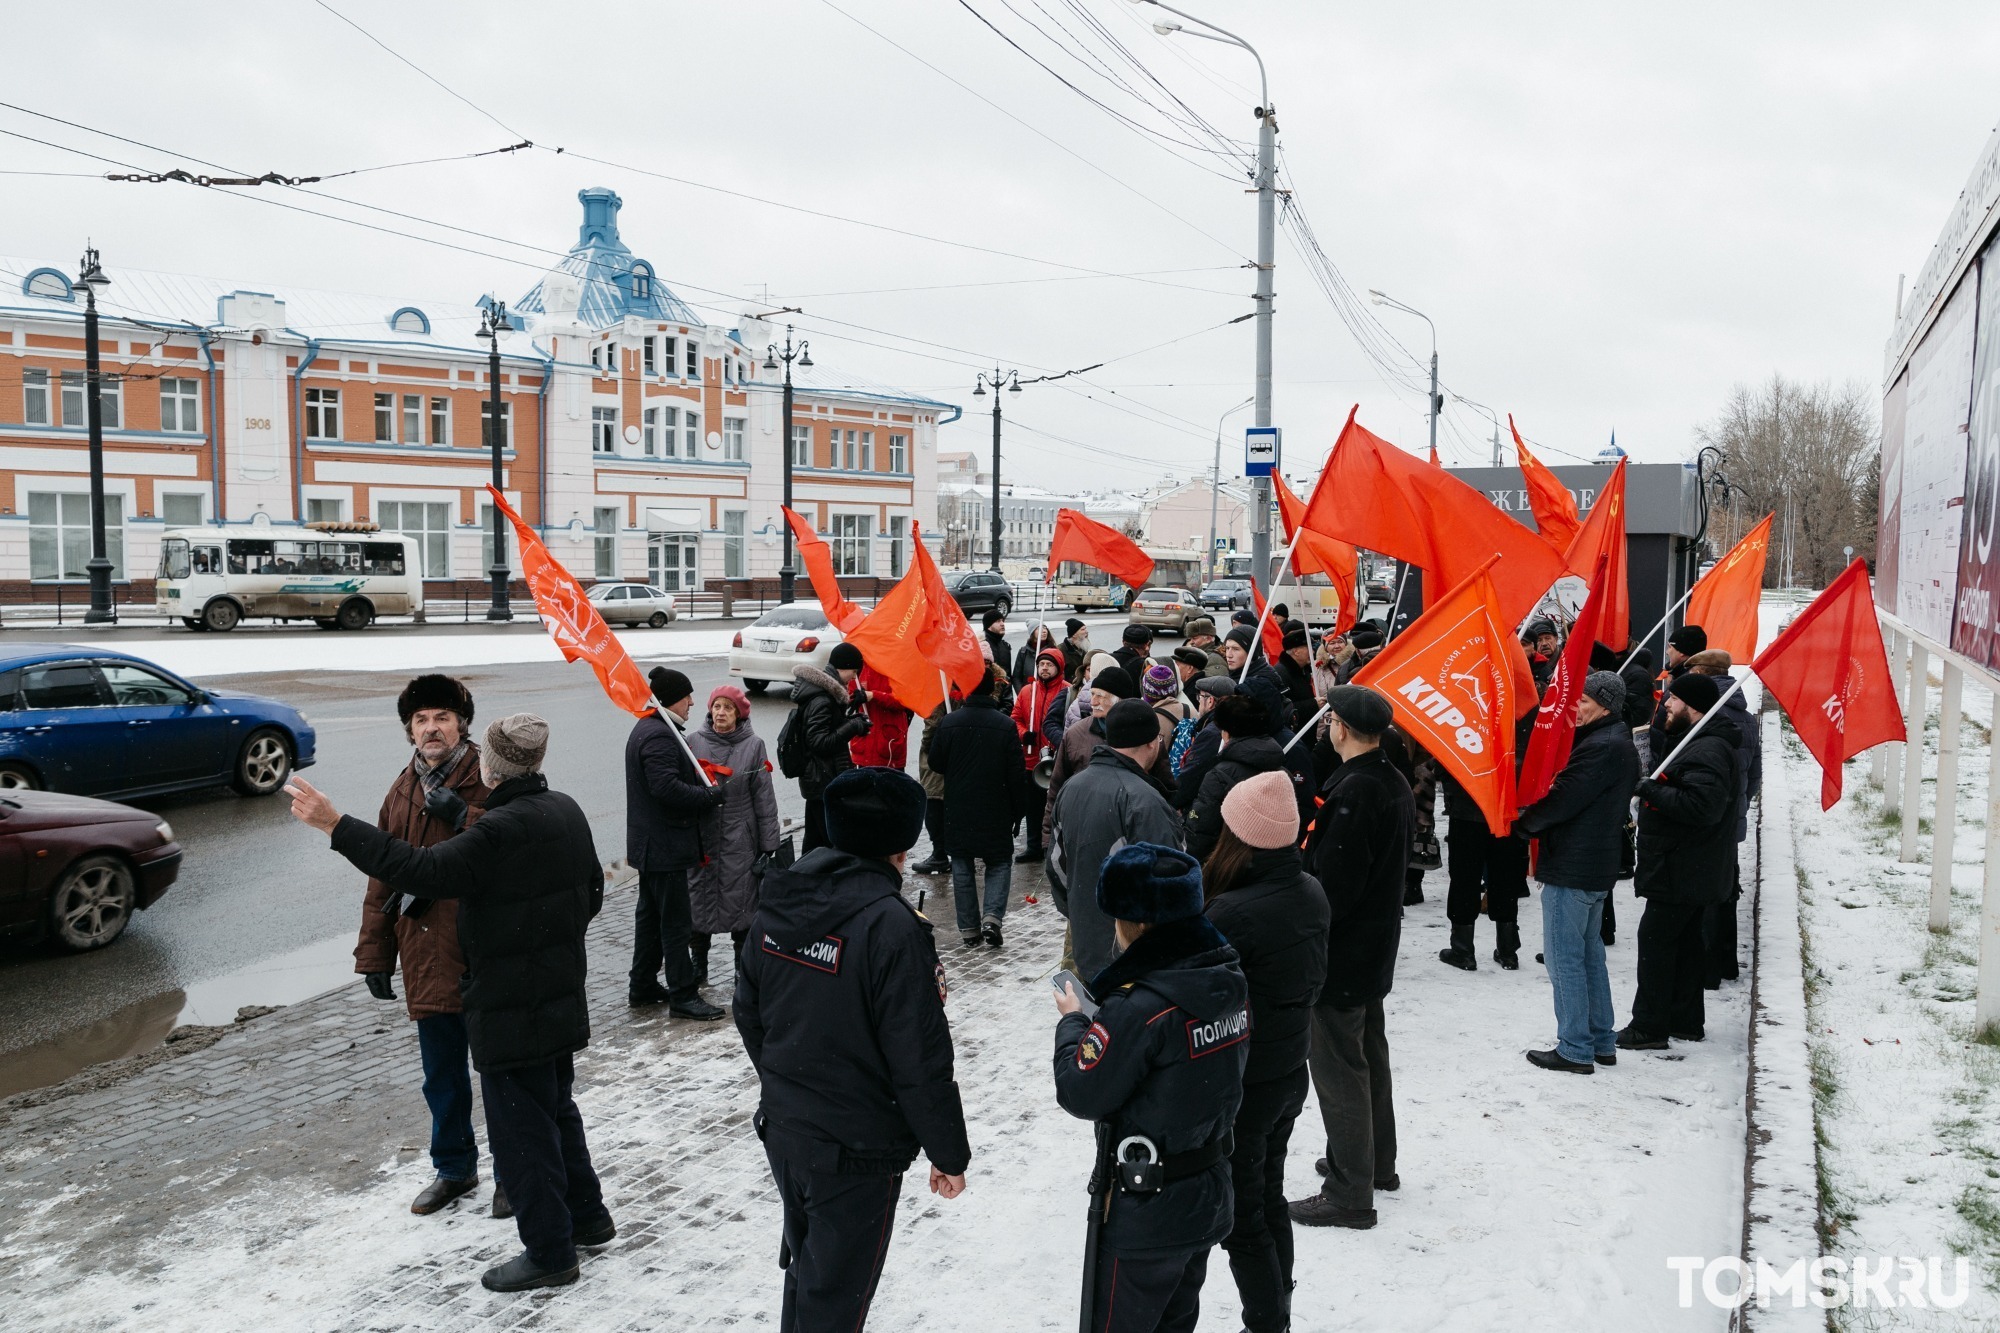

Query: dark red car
0 790 182 950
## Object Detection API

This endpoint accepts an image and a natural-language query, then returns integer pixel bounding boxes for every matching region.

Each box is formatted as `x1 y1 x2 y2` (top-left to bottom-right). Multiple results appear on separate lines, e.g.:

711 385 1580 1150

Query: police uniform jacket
735 847 971 1177
1053 915 1250 1257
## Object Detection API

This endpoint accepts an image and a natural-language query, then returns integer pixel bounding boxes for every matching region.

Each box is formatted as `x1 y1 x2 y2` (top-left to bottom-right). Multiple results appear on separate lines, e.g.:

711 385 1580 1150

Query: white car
587 582 677 627
730 605 843 694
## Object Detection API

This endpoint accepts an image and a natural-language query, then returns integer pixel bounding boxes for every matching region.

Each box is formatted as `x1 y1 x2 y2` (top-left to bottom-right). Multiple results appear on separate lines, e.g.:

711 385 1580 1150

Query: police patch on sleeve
1075 1021 1112 1071
935 961 949 1004
1186 1006 1251 1059
761 933 843 973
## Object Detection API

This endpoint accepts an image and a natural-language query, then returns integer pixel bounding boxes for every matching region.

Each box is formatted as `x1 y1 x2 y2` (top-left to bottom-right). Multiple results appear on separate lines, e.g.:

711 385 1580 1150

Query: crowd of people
279 594 1761 1329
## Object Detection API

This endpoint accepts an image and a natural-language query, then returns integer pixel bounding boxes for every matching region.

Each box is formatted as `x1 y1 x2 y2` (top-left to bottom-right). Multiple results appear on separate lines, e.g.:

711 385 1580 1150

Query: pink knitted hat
1220 770 1299 849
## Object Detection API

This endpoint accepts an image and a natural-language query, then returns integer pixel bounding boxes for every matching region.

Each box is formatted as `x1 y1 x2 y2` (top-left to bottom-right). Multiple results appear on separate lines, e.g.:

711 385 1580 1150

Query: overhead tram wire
309 0 531 142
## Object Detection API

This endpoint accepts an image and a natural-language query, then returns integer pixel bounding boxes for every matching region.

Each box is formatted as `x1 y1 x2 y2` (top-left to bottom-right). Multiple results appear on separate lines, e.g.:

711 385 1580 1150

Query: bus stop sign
1245 426 1279 477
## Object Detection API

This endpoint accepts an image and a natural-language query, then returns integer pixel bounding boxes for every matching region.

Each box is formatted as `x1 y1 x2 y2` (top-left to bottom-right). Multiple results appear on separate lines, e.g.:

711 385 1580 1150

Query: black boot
1438 922 1476 971
1494 922 1521 971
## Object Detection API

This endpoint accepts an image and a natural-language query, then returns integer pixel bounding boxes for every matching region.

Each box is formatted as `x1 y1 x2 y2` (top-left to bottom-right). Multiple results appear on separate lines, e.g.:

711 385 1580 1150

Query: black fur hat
1096 843 1204 924
824 767 928 859
397 674 473 728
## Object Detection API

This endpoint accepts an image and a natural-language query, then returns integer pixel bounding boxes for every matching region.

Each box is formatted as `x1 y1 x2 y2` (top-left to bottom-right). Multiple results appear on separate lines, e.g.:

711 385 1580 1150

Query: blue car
0 644 315 799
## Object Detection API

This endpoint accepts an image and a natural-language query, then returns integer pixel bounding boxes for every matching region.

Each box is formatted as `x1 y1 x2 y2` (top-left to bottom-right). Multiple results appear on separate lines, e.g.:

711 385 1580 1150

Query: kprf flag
1302 408 1568 626
1517 553 1610 810
1687 513 1773 666
1563 457 1630 650
1354 556 1537 835
1752 558 1904 810
1046 508 1154 590
485 485 653 717
781 507 866 633
1512 417 1580 553
1274 473 1359 636
844 523 986 718
1249 579 1285 662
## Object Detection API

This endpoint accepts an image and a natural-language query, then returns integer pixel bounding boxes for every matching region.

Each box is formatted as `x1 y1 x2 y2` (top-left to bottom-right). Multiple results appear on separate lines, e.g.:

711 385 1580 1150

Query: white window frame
723 509 746 578
888 432 907 473
305 387 340 440
683 338 699 379
304 497 344 525
23 367 49 425
594 506 620 578
889 515 908 577
161 491 207 528
662 336 678 379
858 430 873 471
642 336 657 377
160 377 201 433
790 423 812 468
643 406 659 457
592 406 618 454
27 490 126 580
480 400 513 450
428 396 449 446
830 512 872 576
682 404 699 456
374 392 395 443
60 371 122 429
723 416 746 462
401 393 422 444
375 498 451 577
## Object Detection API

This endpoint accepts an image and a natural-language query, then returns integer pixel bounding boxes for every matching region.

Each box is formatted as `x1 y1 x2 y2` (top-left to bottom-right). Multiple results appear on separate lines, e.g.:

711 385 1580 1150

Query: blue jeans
415 1012 478 1182
950 856 1012 935
1540 884 1615 1064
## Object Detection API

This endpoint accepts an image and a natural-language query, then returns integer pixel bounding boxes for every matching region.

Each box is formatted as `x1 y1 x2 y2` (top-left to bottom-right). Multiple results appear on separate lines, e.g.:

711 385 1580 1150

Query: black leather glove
752 851 775 880
364 972 398 1002
423 785 468 832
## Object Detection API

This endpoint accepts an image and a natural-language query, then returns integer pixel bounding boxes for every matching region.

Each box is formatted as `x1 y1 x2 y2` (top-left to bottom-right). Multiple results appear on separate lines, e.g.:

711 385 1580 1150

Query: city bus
1221 552 1366 631
1056 547 1204 610
154 523 423 632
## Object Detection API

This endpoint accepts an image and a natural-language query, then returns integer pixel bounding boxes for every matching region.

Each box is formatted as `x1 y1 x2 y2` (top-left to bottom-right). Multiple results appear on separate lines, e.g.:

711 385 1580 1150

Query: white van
154 524 424 632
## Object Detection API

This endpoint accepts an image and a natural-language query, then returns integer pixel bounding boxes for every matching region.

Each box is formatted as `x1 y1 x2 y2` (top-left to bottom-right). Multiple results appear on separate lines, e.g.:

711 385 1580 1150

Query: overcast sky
4 1 1997 491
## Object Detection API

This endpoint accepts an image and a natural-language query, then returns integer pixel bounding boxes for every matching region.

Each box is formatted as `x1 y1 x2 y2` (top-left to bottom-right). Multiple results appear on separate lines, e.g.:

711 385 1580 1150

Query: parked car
1128 587 1194 635
729 606 843 694
1366 572 1397 604
0 789 183 950
587 581 677 627
941 570 1013 618
1198 578 1252 611
0 644 316 800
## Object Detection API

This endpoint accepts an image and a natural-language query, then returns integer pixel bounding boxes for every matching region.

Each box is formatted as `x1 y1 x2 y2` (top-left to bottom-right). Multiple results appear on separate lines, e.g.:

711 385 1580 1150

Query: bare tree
1694 375 1878 587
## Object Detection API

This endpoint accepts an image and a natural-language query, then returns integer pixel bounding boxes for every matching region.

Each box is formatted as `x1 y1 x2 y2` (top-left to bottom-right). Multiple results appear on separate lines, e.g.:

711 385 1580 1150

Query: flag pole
1647 675 1745 780
656 700 717 787
1240 537 1299 682
1283 702 1329 752
940 668 953 713
1619 583 1697 673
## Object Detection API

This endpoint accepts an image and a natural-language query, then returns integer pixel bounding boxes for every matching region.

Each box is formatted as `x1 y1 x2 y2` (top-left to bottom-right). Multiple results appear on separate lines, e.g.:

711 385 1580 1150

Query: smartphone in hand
1051 969 1099 1019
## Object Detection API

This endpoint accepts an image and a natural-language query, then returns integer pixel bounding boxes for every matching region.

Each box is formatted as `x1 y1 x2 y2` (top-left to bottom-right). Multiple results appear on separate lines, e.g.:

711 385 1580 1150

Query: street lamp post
763 325 813 603
479 302 513 622
1135 0 1276 584
1208 395 1254 582
973 368 1021 572
1369 289 1441 464
77 247 116 623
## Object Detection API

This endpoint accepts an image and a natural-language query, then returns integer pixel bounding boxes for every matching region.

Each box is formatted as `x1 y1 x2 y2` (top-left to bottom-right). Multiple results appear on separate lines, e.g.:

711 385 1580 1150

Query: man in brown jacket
353 674 496 1217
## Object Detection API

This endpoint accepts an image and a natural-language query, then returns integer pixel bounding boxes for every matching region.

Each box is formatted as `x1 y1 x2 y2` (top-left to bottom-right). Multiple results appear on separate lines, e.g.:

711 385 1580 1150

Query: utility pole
973 367 1021 571
78 246 115 623
479 302 513 621
762 321 811 603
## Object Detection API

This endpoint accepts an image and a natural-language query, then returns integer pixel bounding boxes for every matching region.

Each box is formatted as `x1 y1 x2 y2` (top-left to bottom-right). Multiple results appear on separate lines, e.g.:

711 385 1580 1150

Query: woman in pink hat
686 683 780 987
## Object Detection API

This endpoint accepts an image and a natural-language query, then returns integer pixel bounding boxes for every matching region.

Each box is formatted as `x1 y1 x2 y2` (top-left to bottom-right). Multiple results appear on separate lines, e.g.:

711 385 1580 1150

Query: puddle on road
0 933 359 1100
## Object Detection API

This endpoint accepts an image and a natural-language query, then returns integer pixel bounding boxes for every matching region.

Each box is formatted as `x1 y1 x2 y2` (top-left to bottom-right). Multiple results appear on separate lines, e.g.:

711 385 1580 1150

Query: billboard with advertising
1899 277 1976 644
1951 242 2000 667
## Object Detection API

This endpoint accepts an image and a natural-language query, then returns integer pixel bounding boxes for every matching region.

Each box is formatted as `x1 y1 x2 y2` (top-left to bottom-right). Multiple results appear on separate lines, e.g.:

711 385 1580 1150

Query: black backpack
775 704 810 780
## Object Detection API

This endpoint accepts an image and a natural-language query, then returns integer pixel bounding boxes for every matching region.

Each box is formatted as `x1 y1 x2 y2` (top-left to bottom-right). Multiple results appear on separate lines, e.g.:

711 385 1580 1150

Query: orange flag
1274 473 1360 636
1752 558 1903 809
485 485 652 717
1301 408 1568 627
843 523 986 718
1046 508 1154 590
1354 555 1537 835
781 506 866 634
1249 579 1285 662
1686 513 1773 665
1511 417 1580 553
1562 457 1630 650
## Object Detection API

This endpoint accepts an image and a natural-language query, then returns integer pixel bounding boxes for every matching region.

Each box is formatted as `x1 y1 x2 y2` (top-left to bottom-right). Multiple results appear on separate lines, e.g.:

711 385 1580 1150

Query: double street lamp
77 246 115 623
477 302 513 621
972 368 1022 571
763 324 812 603
1368 289 1442 464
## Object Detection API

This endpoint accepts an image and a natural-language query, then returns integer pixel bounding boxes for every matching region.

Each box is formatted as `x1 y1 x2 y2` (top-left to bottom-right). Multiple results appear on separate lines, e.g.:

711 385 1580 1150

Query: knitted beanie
1221 770 1300 849
483 713 549 781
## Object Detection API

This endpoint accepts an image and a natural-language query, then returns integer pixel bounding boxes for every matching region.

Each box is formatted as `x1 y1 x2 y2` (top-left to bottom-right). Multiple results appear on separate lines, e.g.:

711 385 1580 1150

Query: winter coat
330 773 603 1074
736 847 971 1176
1187 642 1228 679
985 630 1015 681
1203 846 1330 1084
1634 711 1742 906
1514 715 1640 894
353 744 491 1020
1060 636 1089 683
849 665 911 770
1172 714 1224 812
917 701 949 801
1112 645 1152 679
1053 914 1248 1258
1011 667 1065 770
1646 663 1689 766
1237 661 1294 731
1040 713 1106 847
1149 697 1184 782
1717 684 1762 842
1185 734 1291 861
686 719 782 934
1276 654 1317 721
1051 747 1185 981
1040 683 1076 755
1013 630 1058 690
929 694 1030 860
790 665 868 798
625 711 726 871
1307 748 1414 1008
1619 655 1656 731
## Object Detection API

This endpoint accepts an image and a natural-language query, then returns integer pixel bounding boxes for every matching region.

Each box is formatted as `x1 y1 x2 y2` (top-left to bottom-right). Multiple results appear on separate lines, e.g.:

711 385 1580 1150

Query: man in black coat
1223 626 1293 730
1185 695 1293 860
736 767 971 1332
1275 623 1317 722
1646 624 1706 765
1618 646 1657 733
929 665 1029 949
1113 621 1156 677
982 607 1014 679
288 714 614 1294
1516 672 1640 1073
1437 769 1532 972
1171 675 1235 811
789 642 871 852
1060 617 1092 682
1621 670 1741 1049
1292 685 1413 1230
625 667 729 1020
1686 650 1762 988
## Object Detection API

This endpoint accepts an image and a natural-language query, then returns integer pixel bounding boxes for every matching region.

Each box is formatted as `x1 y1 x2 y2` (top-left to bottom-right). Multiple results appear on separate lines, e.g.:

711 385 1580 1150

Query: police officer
734 767 971 1331
1054 843 1249 1332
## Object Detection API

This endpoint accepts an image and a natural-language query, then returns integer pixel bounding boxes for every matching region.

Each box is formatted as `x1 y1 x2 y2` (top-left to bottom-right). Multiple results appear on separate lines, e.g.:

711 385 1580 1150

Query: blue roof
513 188 698 329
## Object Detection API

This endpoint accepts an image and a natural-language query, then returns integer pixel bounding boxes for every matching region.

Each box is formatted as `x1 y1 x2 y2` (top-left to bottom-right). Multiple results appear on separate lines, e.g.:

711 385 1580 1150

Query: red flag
782 507 866 633
1686 513 1773 665
1274 473 1360 636
1563 458 1630 650
1511 417 1580 553
1354 555 1537 835
1249 579 1285 662
1517 554 1610 810
1046 508 1154 590
485 486 653 717
1751 558 1904 809
843 523 985 718
1301 409 1568 626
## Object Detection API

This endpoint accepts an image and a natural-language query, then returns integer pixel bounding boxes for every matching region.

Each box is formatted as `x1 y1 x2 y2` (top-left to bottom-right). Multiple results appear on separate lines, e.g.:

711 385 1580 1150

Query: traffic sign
1245 426 1279 477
